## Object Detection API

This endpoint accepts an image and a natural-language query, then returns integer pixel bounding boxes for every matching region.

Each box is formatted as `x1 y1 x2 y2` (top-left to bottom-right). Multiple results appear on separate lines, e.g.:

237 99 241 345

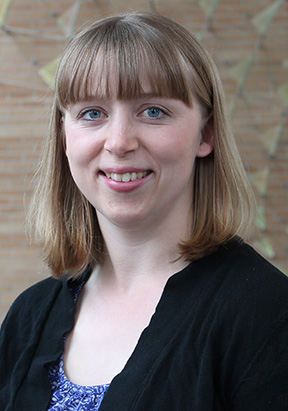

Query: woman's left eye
143 107 167 119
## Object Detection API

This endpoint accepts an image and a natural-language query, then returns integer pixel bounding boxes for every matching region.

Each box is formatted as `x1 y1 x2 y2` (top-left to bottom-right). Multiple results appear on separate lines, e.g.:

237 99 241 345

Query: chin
97 208 150 228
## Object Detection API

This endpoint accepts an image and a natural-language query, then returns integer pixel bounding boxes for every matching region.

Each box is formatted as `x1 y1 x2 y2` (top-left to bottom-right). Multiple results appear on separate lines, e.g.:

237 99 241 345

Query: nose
104 109 139 157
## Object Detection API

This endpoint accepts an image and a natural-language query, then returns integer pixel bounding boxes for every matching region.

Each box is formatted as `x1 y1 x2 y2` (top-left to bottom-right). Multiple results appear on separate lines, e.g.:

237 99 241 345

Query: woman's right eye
78 109 105 121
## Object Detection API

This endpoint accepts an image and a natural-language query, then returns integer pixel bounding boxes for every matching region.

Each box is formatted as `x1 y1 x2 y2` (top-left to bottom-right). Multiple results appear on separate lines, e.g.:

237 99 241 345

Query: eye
78 108 105 121
143 106 167 119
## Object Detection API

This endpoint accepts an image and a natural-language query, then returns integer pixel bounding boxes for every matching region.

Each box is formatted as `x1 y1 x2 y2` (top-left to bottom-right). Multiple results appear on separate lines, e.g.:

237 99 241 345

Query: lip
101 166 149 174
99 168 153 193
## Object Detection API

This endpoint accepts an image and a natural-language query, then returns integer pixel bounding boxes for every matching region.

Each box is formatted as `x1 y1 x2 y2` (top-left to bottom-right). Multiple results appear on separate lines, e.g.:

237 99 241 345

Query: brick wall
0 0 287 322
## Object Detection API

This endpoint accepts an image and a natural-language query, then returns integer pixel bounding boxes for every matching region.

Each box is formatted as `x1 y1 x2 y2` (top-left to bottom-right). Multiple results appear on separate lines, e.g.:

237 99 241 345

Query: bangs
56 16 193 110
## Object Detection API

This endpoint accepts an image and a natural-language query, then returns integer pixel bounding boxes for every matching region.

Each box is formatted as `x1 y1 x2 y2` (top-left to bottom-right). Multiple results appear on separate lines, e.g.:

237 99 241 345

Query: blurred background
0 0 287 322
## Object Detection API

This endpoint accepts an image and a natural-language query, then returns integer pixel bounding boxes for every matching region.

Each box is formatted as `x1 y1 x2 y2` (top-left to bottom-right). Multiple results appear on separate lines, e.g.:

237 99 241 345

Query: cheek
65 131 100 167
156 130 200 169
64 120 95 162
65 143 94 200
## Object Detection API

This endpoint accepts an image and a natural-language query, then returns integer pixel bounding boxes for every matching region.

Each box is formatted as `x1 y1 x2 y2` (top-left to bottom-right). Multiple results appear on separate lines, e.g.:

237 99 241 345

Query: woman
1 12 288 411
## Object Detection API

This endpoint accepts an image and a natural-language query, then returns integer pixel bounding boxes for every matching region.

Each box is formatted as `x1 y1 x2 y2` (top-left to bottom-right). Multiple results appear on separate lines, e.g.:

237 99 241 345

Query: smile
104 171 150 182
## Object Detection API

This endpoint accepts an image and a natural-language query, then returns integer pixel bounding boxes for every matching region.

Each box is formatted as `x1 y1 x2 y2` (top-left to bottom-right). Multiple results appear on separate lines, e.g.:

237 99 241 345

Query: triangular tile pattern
258 125 282 158
56 1 81 39
0 0 12 26
198 0 220 17
252 0 284 36
253 237 276 259
0 32 45 90
277 83 288 107
256 205 267 232
38 58 60 90
250 167 270 197
229 55 255 89
224 1 287 265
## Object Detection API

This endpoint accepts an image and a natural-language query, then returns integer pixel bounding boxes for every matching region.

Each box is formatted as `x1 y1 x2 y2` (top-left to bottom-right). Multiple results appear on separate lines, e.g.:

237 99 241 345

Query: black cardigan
1 241 288 410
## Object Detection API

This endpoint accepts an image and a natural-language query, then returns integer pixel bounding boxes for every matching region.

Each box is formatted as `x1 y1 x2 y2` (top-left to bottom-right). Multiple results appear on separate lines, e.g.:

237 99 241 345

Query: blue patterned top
47 280 110 410
48 354 110 410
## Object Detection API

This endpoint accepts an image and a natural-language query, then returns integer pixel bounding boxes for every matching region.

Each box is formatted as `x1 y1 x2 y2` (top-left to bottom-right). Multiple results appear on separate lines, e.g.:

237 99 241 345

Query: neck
94 209 190 291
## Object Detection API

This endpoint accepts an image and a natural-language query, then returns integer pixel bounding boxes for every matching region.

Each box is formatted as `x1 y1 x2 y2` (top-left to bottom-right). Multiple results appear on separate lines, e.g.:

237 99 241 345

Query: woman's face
63 76 213 232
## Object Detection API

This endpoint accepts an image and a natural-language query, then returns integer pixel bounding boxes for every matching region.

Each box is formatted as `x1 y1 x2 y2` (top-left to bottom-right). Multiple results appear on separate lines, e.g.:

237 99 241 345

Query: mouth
102 171 151 183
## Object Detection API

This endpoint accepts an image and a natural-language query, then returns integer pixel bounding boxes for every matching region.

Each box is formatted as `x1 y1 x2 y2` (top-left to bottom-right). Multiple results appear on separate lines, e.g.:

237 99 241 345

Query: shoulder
0 275 82 410
206 239 286 279
1 268 90 335
172 239 288 320
0 277 67 342
211 242 288 371
182 240 288 312
197 240 288 298
192 241 288 403
4 277 64 320
218 241 288 307
180 240 288 365
200 241 288 325
167 240 288 350
13 276 62 303
218 243 288 407
223 240 286 277
0 274 79 371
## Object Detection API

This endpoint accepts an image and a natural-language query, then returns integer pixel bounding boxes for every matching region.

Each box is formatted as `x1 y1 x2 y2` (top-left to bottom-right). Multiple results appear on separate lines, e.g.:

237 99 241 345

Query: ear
196 115 214 158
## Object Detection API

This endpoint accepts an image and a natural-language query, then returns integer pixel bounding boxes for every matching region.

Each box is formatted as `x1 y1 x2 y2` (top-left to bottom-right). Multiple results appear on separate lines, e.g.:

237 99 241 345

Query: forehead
85 64 165 100
56 36 193 109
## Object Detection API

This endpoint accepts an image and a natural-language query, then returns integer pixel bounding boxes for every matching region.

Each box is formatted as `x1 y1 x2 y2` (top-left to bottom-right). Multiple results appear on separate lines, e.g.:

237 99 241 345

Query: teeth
113 173 122 182
105 171 149 182
122 173 131 182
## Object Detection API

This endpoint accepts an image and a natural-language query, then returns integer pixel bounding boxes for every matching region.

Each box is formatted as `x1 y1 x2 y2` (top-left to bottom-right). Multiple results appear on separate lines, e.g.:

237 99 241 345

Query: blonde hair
27 13 256 278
